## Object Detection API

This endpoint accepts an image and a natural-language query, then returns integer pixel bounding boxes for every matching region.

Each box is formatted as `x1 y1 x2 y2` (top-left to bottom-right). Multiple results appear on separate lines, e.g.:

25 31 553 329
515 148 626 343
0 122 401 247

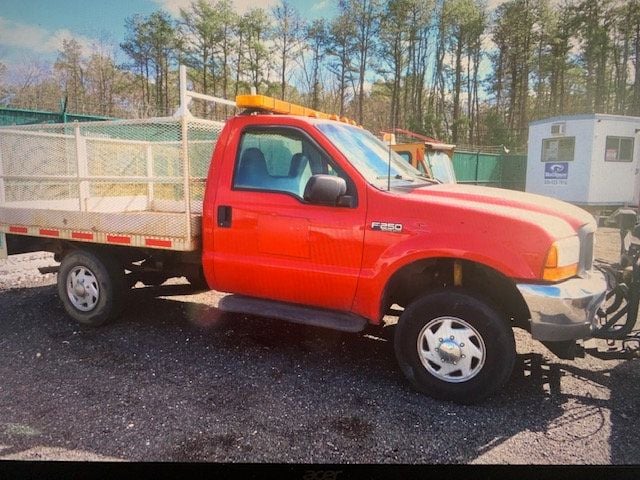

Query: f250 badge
371 221 403 233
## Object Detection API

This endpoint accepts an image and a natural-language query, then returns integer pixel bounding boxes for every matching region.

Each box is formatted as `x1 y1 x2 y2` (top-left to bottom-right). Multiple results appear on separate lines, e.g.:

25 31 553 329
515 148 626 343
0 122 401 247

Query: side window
233 128 354 201
605 136 634 162
541 137 575 162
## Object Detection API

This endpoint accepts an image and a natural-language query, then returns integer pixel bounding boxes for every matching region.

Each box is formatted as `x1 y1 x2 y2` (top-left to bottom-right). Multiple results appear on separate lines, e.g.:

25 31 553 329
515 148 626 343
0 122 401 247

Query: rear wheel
138 272 170 287
394 289 515 404
186 265 209 291
57 249 125 327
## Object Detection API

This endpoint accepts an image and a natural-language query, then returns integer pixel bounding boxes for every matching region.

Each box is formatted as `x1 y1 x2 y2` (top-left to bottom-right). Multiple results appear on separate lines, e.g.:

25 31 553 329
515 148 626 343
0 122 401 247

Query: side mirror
304 174 347 206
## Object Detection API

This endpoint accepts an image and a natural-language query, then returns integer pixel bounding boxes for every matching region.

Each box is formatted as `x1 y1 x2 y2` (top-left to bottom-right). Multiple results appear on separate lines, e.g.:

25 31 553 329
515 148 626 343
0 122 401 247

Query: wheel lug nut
460 343 465 347
461 354 465 358
450 335 454 340
439 338 443 342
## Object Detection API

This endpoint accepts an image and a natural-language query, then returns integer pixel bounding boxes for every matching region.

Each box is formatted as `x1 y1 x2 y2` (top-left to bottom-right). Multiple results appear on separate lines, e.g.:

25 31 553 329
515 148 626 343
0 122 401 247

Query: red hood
409 183 595 232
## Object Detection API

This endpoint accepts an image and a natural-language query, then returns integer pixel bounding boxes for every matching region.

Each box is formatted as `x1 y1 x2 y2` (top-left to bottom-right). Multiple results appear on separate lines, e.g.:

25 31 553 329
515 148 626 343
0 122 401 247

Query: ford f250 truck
0 66 608 403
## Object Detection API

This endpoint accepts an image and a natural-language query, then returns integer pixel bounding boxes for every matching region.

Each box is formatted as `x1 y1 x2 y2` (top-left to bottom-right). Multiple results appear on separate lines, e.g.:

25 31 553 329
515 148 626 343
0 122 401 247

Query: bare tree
272 0 303 100
326 13 357 117
54 38 86 112
339 0 382 124
240 8 271 94
180 0 222 114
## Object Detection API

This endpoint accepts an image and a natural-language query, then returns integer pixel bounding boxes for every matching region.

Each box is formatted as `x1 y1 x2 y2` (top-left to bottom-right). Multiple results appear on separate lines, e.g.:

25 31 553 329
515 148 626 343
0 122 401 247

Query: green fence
452 150 527 191
0 107 112 126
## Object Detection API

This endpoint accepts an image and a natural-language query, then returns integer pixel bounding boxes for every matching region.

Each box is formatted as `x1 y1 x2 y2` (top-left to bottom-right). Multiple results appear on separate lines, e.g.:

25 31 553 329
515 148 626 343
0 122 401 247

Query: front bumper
516 270 607 342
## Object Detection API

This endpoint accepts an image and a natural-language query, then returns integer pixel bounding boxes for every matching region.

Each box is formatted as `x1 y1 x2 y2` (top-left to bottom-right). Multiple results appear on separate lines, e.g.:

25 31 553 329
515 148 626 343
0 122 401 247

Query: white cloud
0 17 93 57
153 0 277 16
152 0 192 15
311 0 329 11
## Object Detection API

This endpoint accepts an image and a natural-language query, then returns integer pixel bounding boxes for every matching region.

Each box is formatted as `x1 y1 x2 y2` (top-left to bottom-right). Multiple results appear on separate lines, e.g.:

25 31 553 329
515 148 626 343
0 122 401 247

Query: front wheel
394 289 515 404
57 249 125 327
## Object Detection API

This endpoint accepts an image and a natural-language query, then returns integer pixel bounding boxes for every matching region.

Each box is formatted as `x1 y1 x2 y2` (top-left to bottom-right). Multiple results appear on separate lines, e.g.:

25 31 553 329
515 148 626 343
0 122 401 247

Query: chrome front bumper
516 270 607 342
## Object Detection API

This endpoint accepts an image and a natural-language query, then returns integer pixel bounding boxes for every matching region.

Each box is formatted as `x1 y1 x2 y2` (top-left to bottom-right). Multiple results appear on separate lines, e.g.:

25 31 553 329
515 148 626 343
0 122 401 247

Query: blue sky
0 0 335 67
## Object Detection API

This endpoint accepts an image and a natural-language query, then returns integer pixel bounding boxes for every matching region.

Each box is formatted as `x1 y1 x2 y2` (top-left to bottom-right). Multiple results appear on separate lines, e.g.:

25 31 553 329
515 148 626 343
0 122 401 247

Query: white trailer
525 114 640 212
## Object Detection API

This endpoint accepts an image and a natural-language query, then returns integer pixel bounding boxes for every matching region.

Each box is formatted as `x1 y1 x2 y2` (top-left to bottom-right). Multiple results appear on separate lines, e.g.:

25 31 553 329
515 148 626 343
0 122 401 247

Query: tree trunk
452 36 463 143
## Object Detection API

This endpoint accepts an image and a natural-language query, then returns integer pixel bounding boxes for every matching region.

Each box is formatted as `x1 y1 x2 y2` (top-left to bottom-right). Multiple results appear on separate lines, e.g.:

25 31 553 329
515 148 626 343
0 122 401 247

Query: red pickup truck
0 83 607 404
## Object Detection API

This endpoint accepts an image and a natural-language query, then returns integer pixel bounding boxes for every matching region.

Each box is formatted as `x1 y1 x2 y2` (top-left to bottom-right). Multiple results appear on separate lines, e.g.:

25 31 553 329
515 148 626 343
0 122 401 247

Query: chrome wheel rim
66 266 99 312
417 316 486 383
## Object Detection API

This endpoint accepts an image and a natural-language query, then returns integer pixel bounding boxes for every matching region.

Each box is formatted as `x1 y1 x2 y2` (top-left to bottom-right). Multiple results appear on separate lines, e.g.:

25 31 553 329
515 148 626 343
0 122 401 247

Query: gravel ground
0 228 638 464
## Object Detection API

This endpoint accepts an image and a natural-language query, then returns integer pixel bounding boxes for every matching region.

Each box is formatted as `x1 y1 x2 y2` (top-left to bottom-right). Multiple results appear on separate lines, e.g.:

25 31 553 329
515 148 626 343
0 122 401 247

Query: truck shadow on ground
0 284 638 463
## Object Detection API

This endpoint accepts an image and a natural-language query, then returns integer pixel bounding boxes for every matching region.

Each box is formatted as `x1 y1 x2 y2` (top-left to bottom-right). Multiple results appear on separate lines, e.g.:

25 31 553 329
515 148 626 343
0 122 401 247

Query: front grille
578 224 595 273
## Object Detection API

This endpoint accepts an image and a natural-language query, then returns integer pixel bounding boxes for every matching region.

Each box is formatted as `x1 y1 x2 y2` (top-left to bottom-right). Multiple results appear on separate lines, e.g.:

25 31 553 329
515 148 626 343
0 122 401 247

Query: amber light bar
235 94 358 126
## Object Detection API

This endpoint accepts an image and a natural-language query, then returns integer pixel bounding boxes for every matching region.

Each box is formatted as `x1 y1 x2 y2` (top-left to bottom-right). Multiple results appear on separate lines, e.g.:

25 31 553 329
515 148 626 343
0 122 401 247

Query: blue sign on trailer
544 162 569 185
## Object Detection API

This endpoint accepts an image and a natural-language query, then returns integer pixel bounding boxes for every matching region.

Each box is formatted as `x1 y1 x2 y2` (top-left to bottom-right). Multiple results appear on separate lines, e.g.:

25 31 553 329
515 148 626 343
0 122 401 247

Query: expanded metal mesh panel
0 117 221 212
86 138 147 177
0 129 79 203
5 181 79 203
0 131 77 176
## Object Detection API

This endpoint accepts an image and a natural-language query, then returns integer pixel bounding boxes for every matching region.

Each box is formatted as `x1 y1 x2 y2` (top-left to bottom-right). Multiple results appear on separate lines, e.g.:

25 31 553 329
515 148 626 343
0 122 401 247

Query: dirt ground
0 228 638 465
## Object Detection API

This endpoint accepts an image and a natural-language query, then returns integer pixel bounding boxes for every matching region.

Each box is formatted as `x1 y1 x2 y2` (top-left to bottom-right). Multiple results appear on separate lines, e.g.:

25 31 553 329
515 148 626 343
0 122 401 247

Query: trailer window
605 136 634 162
541 137 575 162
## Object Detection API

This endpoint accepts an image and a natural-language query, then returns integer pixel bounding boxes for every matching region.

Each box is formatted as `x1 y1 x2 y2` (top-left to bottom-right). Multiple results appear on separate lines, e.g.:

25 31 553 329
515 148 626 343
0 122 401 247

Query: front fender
351 232 538 322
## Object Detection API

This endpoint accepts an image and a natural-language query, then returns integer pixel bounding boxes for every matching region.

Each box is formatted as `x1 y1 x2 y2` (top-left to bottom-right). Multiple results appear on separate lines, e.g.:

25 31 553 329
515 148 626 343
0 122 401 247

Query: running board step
217 295 368 333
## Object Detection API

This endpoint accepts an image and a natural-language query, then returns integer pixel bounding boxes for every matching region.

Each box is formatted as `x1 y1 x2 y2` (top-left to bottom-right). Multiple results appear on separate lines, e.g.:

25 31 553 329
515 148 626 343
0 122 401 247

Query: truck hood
408 183 595 233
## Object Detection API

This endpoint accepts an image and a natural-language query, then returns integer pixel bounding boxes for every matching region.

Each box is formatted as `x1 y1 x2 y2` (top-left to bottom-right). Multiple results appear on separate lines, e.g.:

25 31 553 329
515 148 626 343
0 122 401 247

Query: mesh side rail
0 117 222 209
0 117 222 251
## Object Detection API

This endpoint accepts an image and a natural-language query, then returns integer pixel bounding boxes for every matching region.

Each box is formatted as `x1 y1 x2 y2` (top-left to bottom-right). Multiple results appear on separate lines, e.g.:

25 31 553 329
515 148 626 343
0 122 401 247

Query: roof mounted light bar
236 94 358 126
175 64 357 126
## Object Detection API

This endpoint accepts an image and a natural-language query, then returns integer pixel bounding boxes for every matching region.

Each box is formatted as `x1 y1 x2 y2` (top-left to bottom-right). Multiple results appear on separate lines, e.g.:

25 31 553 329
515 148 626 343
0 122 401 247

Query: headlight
543 235 580 281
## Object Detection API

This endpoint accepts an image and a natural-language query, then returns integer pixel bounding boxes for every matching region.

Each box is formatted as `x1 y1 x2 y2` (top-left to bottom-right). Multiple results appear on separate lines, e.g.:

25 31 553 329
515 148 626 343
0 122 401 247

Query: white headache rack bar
173 64 238 244
174 65 237 118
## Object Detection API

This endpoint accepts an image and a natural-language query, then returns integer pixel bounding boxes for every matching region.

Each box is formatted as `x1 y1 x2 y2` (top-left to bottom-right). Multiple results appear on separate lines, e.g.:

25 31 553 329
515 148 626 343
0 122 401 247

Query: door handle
217 205 232 228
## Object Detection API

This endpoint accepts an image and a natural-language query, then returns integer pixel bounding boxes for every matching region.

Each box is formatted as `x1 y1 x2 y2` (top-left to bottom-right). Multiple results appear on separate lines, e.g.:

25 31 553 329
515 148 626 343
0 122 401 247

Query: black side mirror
304 174 347 206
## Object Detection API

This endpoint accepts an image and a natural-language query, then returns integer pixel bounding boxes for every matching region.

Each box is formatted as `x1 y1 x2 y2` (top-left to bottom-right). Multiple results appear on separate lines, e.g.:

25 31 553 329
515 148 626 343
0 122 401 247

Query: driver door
212 126 366 311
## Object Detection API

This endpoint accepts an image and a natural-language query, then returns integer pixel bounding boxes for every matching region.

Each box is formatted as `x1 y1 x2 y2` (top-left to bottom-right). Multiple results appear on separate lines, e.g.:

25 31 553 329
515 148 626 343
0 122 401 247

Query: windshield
426 151 457 184
316 123 431 188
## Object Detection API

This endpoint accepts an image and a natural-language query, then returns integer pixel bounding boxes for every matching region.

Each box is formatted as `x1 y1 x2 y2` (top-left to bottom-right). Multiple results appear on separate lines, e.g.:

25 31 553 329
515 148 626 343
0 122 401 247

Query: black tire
186 265 209 292
394 289 515 404
57 249 125 327
138 272 170 287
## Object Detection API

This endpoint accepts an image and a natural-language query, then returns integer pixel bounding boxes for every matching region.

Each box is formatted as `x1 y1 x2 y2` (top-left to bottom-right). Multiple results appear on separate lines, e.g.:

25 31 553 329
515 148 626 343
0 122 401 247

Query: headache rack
0 115 223 251
0 64 245 252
